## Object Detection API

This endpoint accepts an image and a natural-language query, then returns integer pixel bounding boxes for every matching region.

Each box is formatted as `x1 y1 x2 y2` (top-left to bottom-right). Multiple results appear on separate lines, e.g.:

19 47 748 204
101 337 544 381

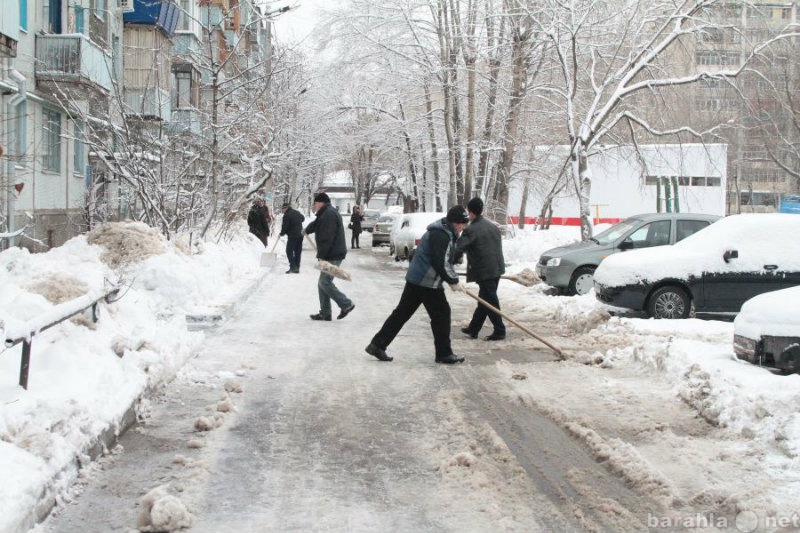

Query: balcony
35 34 113 94
167 108 208 137
124 88 172 121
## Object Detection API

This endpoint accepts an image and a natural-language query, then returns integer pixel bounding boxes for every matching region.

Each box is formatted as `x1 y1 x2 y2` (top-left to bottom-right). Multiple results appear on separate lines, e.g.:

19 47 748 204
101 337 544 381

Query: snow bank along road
42 248 763 533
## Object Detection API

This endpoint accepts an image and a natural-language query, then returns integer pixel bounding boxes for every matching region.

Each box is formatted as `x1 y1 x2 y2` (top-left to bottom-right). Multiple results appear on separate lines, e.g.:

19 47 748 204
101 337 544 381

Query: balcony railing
124 87 172 121
35 34 113 93
168 108 207 136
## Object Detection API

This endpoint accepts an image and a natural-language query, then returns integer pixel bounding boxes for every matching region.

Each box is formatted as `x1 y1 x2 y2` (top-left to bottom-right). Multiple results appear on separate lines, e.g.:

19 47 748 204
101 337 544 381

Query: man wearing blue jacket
365 206 469 364
304 193 355 321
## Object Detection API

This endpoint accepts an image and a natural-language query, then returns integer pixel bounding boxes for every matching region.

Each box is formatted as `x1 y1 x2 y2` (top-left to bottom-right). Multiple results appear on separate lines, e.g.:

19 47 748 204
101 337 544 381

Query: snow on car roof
734 286 800 338
595 213 800 287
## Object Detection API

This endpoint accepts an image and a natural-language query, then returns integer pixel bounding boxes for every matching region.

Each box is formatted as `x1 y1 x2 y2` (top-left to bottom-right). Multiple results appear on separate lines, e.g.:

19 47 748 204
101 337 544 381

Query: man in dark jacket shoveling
279 202 305 274
455 197 507 340
304 193 355 321
365 205 469 364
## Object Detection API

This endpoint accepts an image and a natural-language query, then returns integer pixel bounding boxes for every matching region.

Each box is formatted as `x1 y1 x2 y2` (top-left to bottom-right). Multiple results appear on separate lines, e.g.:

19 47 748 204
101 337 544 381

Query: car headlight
546 257 561 267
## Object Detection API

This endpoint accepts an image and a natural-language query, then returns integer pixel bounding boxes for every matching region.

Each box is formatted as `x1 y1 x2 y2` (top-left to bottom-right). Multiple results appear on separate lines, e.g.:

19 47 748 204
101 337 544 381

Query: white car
390 212 446 261
734 286 800 374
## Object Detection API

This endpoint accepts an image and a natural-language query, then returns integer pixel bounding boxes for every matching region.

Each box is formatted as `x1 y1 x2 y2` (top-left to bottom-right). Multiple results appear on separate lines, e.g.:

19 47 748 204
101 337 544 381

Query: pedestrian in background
365 205 470 364
247 198 272 247
279 202 305 274
349 206 365 249
455 197 507 341
304 193 356 321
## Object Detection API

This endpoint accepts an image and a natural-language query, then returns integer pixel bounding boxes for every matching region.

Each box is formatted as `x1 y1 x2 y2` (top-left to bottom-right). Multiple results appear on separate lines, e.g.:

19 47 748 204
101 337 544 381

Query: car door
674 219 714 243
623 220 672 249
699 238 799 313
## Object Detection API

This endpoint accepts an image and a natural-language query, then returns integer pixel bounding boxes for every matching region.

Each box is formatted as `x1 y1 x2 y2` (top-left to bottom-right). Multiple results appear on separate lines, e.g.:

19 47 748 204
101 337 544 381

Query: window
180 0 192 31
73 120 84 173
93 0 105 20
74 6 85 33
175 71 192 108
20 0 28 31
676 220 711 242
628 221 671 248
42 108 61 172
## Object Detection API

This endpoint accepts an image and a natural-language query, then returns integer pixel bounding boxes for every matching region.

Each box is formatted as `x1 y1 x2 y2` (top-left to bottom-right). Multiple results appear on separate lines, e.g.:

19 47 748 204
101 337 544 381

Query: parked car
390 212 446 261
733 286 800 373
536 213 720 295
372 213 401 247
594 213 800 319
362 209 381 233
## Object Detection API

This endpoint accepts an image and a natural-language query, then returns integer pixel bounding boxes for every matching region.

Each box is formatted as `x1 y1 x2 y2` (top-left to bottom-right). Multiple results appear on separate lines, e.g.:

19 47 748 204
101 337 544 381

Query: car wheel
567 266 596 296
647 286 691 319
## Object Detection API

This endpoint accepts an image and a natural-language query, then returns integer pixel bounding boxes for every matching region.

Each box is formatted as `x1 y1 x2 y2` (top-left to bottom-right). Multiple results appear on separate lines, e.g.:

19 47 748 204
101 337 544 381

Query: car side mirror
619 239 634 251
723 249 739 263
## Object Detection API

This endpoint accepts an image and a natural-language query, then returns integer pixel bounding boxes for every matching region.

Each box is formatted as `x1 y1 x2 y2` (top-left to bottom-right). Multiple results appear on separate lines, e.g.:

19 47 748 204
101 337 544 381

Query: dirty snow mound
136 484 193 532
87 222 165 269
26 275 89 304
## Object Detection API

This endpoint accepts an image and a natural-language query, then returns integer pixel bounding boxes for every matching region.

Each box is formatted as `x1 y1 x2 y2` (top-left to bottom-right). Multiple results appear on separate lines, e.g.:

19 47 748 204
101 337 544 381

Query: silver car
536 212 721 295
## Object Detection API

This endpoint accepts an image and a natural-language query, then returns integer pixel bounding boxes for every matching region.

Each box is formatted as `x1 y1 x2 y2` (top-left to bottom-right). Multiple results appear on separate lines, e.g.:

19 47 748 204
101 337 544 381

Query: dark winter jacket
304 203 348 261
454 215 505 282
349 211 364 234
406 218 460 289
280 207 306 238
247 203 271 237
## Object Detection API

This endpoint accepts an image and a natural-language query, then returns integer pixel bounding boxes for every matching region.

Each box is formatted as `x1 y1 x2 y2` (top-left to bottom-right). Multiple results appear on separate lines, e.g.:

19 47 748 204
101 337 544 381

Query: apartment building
0 0 272 251
691 2 800 212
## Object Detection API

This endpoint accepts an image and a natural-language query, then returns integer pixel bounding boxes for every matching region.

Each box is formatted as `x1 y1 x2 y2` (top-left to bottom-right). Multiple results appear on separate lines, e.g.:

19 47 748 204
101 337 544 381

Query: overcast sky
269 0 329 43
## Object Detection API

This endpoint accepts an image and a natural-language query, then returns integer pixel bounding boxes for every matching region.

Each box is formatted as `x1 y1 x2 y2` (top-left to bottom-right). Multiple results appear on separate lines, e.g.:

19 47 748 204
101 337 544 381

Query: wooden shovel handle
303 232 317 249
461 287 562 357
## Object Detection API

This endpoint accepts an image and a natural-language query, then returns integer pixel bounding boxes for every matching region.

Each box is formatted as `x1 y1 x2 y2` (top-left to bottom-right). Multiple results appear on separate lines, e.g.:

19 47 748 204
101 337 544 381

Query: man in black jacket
455 197 507 340
303 193 355 321
279 203 306 273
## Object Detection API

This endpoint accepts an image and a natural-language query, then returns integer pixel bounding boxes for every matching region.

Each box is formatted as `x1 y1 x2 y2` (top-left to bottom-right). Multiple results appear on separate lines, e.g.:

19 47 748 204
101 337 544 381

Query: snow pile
0 221 264 533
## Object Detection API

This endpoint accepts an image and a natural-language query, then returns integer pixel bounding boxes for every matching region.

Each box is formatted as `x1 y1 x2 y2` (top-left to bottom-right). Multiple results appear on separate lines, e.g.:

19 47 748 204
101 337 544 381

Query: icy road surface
43 247 688 532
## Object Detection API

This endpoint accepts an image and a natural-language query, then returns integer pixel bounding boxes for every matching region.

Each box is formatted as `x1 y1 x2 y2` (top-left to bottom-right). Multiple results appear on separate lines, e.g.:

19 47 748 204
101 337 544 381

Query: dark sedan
593 214 800 319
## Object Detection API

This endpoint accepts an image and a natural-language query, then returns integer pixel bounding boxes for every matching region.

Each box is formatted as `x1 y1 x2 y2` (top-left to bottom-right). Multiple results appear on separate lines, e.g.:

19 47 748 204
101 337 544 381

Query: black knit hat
467 197 483 215
313 192 330 203
446 205 469 224
281 202 290 209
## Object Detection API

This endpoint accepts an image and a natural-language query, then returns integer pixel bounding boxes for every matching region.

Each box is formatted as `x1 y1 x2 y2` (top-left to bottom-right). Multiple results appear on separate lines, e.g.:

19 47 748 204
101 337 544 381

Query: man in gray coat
454 197 506 340
304 192 355 321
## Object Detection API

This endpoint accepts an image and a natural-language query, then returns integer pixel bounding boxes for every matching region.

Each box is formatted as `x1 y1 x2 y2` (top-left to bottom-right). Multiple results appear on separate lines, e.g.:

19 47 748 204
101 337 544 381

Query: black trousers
370 282 453 358
351 231 360 248
285 235 303 270
467 278 506 334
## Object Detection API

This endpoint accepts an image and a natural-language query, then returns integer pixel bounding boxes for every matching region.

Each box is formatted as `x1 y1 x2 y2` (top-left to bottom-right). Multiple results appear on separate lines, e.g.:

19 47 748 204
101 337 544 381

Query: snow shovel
460 286 562 357
260 236 282 267
304 233 352 281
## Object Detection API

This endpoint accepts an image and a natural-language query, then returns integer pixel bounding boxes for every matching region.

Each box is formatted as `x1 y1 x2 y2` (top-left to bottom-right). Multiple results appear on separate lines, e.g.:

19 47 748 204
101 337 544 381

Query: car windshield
378 215 396 223
593 219 639 245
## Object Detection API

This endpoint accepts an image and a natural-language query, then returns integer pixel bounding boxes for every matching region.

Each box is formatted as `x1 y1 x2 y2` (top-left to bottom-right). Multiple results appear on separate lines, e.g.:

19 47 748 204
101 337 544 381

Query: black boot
365 343 393 362
435 354 465 364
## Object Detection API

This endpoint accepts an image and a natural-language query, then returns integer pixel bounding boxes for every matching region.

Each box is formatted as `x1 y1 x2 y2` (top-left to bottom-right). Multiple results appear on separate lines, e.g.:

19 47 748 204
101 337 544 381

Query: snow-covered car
536 212 720 295
593 213 800 319
362 209 381 233
371 214 400 247
734 286 800 373
390 212 446 261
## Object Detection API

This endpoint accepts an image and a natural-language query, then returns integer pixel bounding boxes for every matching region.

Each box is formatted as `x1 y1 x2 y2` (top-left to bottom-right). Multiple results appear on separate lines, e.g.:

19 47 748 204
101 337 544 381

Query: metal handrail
3 287 120 390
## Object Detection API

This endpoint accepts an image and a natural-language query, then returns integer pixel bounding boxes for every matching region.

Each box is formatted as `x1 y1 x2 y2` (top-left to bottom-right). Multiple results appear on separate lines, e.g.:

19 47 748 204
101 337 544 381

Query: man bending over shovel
304 193 356 322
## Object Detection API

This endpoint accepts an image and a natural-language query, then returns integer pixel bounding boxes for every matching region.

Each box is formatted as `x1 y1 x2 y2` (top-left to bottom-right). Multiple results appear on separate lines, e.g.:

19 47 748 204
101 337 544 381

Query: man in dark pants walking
365 206 470 364
279 202 305 273
455 197 507 340
304 192 355 321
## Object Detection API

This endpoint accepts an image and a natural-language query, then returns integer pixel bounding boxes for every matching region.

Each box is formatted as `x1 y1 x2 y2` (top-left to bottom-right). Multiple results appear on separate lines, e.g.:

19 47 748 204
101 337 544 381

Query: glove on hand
448 282 464 292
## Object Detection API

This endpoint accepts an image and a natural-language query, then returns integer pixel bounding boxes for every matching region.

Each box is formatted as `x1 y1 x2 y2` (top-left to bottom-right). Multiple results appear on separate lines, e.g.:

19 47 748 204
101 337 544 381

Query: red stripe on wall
507 216 623 226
